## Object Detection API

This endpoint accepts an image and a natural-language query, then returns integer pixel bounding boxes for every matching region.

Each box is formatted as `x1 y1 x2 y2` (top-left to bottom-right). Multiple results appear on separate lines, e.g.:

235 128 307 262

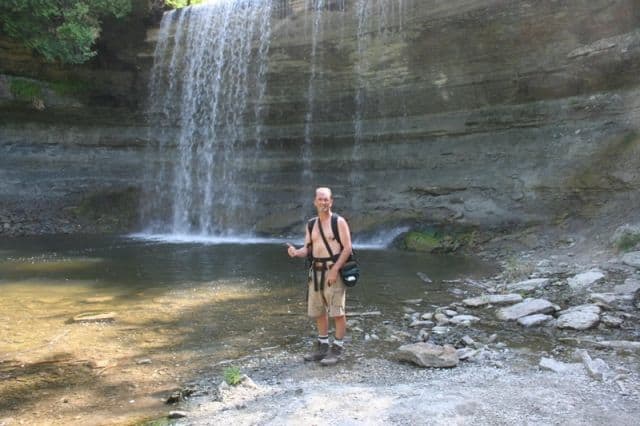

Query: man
286 187 353 366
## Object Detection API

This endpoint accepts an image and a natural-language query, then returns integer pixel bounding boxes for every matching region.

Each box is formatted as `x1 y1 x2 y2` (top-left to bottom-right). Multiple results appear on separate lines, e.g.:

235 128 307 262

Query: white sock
333 339 344 347
318 335 329 344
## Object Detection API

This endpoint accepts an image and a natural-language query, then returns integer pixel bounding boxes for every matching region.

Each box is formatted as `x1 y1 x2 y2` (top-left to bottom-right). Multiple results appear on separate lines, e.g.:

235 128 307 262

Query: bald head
315 187 332 199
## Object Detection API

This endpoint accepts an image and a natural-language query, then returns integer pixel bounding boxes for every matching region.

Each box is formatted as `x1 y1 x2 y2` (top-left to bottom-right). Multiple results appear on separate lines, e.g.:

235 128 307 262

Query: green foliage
404 231 441 252
165 0 208 9
51 79 90 96
0 0 132 64
9 79 42 101
223 366 243 386
612 225 640 252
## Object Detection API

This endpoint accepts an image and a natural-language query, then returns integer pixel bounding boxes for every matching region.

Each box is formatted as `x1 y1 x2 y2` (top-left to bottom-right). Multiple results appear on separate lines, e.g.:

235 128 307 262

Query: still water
0 234 494 423
0 234 491 363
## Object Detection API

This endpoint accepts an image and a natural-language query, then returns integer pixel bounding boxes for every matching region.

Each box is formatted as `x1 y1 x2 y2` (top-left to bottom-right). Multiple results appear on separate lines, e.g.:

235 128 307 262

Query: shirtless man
287 187 353 365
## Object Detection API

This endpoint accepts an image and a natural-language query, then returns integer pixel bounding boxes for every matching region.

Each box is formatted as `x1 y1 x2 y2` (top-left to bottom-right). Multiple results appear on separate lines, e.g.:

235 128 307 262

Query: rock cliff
1 0 639 237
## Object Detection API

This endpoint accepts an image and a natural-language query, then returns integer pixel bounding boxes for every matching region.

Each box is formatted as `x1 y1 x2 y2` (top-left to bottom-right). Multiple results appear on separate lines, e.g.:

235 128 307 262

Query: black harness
307 213 343 291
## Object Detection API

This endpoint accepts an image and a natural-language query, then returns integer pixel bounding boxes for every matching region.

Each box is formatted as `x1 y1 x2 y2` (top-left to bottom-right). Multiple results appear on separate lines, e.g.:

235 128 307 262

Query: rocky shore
156 223 640 425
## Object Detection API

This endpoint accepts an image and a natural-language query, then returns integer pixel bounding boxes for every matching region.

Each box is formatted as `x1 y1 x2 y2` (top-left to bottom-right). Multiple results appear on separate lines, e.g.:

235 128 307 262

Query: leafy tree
165 0 208 9
0 0 132 64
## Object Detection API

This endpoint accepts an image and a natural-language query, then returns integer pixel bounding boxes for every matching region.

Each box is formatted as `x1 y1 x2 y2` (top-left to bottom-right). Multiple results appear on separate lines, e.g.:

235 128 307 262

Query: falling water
143 0 272 236
350 0 406 212
300 0 326 190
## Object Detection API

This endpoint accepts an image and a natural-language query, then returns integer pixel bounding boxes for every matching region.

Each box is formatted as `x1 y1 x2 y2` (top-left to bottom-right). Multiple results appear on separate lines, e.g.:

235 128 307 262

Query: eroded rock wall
1 0 639 235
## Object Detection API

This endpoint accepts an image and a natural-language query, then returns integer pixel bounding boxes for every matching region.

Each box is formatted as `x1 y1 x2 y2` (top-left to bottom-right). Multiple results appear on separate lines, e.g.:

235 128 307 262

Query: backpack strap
331 213 343 250
307 217 316 248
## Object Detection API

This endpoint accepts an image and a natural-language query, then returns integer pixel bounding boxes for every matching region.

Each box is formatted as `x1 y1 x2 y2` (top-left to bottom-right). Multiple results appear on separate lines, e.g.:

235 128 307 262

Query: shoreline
160 223 640 425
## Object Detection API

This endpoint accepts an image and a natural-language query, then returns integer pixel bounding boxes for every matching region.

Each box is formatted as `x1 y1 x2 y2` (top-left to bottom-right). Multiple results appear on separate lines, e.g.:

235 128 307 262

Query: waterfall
143 0 272 236
350 0 406 212
300 0 326 204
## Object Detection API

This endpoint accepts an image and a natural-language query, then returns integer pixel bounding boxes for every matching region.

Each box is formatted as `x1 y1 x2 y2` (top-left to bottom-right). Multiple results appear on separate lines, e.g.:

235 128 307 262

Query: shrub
9 79 42 101
611 224 640 252
223 366 243 386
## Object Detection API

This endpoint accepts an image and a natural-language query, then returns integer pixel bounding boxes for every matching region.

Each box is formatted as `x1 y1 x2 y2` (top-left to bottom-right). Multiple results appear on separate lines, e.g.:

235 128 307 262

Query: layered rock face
1 0 639 236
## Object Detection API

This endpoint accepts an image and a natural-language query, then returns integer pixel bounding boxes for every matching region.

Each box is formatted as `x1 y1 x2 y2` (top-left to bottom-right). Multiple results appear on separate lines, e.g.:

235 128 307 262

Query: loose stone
621 251 640 269
556 304 601 330
496 298 556 321
396 342 459 368
539 357 581 373
517 314 553 327
506 278 550 292
567 270 605 290
449 315 481 325
463 294 522 307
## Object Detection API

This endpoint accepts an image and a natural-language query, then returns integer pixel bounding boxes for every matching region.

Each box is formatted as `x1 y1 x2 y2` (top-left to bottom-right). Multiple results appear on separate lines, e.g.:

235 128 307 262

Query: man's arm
287 225 312 258
331 216 353 271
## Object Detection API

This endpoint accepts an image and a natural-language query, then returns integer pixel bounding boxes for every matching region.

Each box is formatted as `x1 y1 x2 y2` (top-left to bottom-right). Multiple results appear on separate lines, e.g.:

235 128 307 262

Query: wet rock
506 278 550 292
168 411 188 419
431 326 450 335
71 312 116 323
409 320 434 328
567 270 605 290
621 251 640 269
434 313 450 324
420 312 434 320
517 314 553 327
449 315 481 325
556 304 601 330
397 342 459 368
496 298 556 321
462 294 522 307
417 272 432 283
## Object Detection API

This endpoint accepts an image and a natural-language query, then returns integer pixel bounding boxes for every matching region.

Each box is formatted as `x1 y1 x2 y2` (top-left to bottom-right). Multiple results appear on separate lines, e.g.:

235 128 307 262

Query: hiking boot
319 344 343 366
303 342 329 362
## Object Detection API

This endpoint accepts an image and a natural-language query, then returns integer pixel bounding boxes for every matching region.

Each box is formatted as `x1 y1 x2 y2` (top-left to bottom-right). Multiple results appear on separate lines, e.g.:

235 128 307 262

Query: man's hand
327 269 338 286
286 243 297 258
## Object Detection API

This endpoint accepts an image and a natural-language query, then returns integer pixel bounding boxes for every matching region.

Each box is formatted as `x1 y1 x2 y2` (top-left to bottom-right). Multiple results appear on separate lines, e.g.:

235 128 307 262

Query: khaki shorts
307 269 346 318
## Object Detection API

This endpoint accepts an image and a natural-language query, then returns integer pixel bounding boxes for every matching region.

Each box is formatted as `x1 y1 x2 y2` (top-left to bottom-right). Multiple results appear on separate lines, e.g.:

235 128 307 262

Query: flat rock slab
518 314 553 327
567 270 604 290
496 298 556 321
506 278 550 292
449 315 481 325
397 342 459 368
613 278 640 294
622 251 640 269
463 294 522 307
539 357 582 374
556 304 601 330
72 312 116 323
